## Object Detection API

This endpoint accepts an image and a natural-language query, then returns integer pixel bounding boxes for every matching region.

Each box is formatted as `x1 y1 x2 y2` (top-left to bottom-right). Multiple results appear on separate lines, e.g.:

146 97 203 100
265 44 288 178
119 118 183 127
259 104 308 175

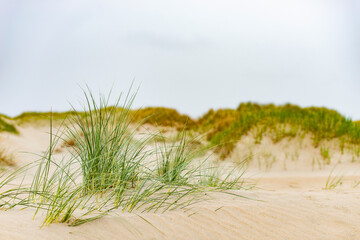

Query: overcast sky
0 0 359 119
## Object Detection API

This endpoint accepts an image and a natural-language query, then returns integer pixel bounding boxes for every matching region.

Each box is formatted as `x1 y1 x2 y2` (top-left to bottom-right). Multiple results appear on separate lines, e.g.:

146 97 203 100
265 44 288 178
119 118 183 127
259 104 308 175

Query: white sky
0 0 359 119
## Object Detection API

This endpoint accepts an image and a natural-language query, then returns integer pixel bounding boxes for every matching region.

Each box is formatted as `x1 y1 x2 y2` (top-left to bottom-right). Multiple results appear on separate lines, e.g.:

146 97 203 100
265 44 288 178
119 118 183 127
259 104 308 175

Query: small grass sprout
324 165 344 190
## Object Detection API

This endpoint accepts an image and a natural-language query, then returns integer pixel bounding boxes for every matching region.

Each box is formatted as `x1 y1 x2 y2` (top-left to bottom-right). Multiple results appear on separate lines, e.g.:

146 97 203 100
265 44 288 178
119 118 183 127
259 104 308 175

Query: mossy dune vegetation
194 103 360 159
113 103 360 160
14 111 81 126
0 88 250 227
0 116 18 134
131 107 195 130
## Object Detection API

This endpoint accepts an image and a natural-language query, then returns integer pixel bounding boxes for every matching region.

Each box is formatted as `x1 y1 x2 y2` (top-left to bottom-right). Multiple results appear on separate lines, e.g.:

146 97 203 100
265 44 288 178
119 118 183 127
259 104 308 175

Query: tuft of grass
63 88 146 194
198 163 249 190
152 131 211 185
154 131 198 185
324 166 344 190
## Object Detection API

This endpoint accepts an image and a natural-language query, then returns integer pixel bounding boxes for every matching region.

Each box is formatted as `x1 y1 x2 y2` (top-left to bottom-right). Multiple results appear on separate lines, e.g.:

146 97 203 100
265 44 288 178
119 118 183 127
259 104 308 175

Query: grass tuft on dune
0 116 18 134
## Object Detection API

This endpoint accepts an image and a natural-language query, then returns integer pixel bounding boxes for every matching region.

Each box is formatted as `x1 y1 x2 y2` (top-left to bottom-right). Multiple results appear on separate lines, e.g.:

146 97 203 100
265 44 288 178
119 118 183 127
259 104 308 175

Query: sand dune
0 126 359 240
0 185 359 240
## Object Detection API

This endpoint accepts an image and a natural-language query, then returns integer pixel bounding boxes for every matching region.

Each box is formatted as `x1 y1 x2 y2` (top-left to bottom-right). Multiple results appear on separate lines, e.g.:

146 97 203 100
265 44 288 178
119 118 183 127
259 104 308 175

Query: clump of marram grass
153 131 201 185
152 130 251 192
63 88 148 194
324 165 344 190
0 87 250 227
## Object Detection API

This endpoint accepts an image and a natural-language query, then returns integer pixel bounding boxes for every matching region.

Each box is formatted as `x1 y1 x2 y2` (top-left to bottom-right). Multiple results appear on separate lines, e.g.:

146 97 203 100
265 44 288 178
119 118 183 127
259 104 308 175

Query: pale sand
0 126 359 240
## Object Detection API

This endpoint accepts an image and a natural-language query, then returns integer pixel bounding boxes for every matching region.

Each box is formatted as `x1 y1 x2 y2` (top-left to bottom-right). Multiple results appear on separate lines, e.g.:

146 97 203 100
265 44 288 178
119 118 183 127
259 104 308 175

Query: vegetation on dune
197 103 360 159
0 116 17 166
125 103 360 159
154 131 204 185
11 106 194 129
14 111 81 126
2 98 360 163
0 117 18 134
0 88 249 227
4 102 360 160
131 107 195 130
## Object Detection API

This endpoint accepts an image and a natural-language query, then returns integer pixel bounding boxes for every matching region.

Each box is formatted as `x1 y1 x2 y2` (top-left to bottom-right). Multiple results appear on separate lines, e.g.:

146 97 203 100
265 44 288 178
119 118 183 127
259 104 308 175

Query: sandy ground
0 126 359 240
